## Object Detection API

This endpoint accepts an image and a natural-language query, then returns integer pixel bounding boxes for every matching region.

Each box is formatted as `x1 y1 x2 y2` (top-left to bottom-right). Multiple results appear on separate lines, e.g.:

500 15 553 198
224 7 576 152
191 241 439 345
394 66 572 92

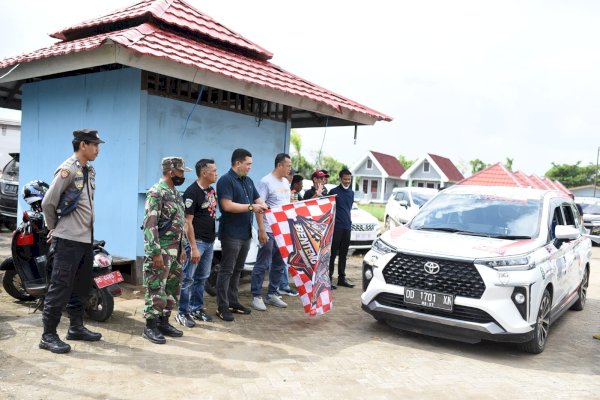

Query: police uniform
142 157 190 343
39 129 105 353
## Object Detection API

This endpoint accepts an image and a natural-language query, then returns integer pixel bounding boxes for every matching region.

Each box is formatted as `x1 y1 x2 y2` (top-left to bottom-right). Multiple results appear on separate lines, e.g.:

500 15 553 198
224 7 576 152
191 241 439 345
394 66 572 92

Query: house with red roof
400 153 464 189
0 0 390 282
350 151 406 202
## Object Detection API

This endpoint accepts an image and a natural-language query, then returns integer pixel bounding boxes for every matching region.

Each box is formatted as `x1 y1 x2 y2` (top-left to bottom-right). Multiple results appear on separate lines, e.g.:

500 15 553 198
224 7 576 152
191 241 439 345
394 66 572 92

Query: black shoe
157 316 183 337
66 325 102 341
216 308 235 322
229 303 252 315
191 309 213 322
175 312 196 328
39 333 71 354
142 319 166 344
337 279 355 288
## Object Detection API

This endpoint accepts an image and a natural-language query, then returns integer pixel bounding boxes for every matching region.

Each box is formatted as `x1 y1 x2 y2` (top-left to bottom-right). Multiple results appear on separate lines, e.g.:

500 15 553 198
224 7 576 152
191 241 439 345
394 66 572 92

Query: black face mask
172 175 185 186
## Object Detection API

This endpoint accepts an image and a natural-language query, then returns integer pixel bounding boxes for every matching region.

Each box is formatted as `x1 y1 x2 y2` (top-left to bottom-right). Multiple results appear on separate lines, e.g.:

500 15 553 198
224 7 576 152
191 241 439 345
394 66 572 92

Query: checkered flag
265 196 336 315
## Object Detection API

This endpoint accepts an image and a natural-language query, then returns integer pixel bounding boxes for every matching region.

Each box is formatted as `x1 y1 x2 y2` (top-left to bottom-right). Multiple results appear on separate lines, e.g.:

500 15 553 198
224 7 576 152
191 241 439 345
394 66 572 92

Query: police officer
142 157 190 344
40 129 105 354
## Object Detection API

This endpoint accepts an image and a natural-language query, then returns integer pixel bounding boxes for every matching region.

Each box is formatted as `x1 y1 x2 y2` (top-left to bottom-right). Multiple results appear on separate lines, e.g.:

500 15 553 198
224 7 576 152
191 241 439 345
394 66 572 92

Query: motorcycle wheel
85 288 114 322
2 267 36 301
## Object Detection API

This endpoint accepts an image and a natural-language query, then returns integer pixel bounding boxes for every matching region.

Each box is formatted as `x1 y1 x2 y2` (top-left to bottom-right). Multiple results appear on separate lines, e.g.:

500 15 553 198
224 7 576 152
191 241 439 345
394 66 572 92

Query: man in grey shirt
39 129 105 354
251 153 292 311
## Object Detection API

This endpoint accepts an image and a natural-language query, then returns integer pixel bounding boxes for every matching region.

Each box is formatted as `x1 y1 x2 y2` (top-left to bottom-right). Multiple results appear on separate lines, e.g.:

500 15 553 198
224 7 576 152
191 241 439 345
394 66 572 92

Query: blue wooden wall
19 67 290 262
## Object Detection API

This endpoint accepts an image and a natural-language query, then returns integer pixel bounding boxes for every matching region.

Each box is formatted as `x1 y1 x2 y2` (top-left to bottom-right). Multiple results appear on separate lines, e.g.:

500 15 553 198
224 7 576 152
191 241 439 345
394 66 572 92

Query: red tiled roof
370 151 405 177
529 175 552 190
0 23 391 122
552 180 573 195
457 163 571 194
428 153 464 182
50 0 274 60
458 163 522 187
513 170 536 188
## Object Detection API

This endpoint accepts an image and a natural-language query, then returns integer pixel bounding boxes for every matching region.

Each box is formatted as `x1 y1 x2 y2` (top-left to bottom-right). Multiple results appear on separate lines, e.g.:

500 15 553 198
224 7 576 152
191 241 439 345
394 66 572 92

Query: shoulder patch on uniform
185 198 193 208
60 169 70 179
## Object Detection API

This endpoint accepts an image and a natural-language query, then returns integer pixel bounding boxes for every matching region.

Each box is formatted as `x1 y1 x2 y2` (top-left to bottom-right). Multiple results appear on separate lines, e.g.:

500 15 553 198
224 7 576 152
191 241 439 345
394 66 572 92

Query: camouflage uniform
143 180 186 319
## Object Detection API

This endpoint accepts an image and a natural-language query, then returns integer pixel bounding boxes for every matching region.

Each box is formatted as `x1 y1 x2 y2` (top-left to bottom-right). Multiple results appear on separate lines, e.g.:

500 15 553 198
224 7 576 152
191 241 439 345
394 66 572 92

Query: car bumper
350 230 379 249
361 301 534 344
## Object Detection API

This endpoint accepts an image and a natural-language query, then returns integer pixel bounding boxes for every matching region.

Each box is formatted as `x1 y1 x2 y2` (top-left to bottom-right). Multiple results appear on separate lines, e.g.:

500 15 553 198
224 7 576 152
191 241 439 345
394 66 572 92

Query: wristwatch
248 204 254 212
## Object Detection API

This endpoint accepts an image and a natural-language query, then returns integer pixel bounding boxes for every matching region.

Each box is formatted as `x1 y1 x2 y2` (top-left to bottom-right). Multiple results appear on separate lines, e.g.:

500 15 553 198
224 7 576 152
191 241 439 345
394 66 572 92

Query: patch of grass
357 203 385 222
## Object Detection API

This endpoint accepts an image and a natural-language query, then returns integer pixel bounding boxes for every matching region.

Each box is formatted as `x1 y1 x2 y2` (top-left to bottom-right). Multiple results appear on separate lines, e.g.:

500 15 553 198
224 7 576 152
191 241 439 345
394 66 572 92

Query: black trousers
329 228 351 281
216 237 250 311
42 237 93 332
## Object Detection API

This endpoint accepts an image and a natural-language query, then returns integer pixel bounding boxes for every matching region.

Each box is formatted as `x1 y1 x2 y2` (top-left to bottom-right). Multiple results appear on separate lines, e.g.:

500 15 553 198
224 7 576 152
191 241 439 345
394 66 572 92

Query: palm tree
290 129 302 170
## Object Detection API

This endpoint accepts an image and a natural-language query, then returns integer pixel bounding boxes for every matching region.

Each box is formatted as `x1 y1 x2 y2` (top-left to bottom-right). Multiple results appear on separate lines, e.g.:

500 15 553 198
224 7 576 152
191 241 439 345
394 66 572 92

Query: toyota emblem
424 261 440 275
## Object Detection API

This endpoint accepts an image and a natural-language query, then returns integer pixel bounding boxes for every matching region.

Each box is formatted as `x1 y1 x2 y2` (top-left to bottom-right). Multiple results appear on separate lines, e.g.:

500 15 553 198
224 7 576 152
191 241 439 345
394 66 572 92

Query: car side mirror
398 200 408 207
554 225 580 241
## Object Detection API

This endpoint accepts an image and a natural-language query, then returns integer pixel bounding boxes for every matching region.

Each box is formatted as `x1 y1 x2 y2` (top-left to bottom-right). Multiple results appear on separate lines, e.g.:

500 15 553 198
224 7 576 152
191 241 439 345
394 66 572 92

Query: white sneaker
266 294 288 308
251 296 267 311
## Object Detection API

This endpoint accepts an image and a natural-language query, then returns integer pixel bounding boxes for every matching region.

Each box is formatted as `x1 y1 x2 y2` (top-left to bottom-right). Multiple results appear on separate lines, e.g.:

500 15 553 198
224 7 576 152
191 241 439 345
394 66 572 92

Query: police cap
73 129 105 143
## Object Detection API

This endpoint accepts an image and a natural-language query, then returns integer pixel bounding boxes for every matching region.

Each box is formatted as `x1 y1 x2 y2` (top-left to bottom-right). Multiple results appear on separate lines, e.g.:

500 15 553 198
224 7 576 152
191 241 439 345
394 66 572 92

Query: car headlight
476 255 533 271
371 238 395 255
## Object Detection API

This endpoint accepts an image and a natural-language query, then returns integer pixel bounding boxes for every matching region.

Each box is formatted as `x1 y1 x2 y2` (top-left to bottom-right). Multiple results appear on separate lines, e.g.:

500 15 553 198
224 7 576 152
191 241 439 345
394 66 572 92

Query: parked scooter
0 180 123 322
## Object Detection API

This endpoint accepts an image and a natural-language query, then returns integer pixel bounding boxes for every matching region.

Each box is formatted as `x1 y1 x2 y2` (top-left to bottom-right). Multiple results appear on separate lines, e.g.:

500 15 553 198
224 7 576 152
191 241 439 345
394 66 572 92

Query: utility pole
594 146 599 198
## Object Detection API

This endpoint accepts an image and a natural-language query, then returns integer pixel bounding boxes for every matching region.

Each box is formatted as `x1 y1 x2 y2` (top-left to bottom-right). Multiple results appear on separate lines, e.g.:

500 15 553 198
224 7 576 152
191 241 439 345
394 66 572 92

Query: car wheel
518 289 551 354
570 267 589 311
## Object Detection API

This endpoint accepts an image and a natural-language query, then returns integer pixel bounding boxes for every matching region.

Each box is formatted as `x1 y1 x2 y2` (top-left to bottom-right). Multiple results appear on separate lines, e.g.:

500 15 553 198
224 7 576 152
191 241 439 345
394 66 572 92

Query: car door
395 191 409 223
548 204 569 304
561 203 584 295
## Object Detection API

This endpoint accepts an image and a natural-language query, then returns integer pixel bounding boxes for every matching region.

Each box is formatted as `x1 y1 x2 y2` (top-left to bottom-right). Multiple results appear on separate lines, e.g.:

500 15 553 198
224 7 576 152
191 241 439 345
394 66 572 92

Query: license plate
4 184 17 194
404 287 454 311
355 232 377 241
94 271 124 289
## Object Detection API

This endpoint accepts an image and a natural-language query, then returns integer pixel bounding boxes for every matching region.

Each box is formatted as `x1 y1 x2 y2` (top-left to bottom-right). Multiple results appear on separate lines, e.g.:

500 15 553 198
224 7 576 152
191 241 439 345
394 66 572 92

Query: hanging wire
181 84 204 138
316 116 329 168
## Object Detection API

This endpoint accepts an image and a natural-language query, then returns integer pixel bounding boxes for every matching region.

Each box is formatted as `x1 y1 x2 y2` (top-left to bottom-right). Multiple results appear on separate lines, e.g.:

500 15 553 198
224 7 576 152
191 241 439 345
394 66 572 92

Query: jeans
279 267 291 291
251 233 285 298
329 228 351 280
216 237 250 310
179 240 214 313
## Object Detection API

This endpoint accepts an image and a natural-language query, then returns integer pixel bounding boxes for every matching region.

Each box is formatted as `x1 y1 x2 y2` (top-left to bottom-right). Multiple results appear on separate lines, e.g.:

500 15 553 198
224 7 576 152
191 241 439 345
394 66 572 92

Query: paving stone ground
0 231 598 399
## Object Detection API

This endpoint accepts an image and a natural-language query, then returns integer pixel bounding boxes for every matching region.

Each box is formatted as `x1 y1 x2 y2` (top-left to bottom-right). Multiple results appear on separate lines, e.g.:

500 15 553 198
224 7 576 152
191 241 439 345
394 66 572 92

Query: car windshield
2 158 19 178
409 192 542 239
578 201 600 215
412 192 435 207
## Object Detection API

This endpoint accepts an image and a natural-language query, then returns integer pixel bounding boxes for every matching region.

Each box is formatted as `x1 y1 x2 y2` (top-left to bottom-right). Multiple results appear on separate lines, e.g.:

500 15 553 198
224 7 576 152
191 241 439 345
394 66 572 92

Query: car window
412 192 435 207
394 192 405 201
562 204 575 226
3 158 19 177
578 201 600 215
409 193 542 238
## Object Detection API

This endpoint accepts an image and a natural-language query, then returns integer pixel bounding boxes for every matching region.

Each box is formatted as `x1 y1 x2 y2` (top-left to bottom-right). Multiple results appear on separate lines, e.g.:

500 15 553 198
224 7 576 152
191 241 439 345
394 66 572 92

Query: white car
384 187 438 230
212 226 259 273
350 203 380 249
361 185 592 353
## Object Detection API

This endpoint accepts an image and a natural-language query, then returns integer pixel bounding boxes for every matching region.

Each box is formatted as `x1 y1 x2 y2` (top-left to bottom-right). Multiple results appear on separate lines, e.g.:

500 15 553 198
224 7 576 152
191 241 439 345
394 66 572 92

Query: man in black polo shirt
215 148 268 321
304 170 328 199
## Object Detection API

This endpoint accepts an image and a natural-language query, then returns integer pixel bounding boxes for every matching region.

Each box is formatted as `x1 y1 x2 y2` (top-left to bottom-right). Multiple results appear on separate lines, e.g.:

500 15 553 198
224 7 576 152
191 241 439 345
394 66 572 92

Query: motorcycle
0 180 123 322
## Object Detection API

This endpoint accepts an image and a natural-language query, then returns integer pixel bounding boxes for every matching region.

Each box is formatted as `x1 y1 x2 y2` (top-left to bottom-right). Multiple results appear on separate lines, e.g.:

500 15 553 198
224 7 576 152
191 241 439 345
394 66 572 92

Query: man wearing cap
141 157 190 344
39 129 105 354
304 170 329 199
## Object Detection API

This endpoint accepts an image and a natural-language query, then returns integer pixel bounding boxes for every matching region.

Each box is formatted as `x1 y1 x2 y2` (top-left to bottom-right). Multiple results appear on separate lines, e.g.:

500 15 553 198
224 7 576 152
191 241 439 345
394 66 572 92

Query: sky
1 0 599 176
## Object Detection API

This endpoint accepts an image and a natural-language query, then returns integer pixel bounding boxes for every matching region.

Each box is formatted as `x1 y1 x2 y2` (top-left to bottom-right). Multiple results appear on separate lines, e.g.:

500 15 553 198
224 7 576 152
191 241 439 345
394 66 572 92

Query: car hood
382 225 539 259
351 209 378 224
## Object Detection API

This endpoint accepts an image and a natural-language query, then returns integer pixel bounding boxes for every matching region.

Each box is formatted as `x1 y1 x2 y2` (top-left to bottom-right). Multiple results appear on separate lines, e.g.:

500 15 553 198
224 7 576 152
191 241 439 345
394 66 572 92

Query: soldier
40 129 105 354
142 157 190 344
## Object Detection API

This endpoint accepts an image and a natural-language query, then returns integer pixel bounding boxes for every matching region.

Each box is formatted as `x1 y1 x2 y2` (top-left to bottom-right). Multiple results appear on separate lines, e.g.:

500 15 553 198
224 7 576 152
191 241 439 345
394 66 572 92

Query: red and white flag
265 196 336 315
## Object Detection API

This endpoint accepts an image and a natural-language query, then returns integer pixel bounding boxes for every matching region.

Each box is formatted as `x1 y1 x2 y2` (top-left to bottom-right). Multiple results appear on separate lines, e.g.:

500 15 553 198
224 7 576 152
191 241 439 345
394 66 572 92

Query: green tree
544 162 599 188
320 156 347 185
505 157 514 171
469 159 489 174
398 155 416 170
290 129 302 170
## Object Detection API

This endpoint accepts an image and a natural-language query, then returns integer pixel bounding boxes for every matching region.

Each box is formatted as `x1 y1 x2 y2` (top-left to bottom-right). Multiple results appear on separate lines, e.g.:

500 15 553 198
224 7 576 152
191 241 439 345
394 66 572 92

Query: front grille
352 223 377 231
382 253 486 299
375 292 495 324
